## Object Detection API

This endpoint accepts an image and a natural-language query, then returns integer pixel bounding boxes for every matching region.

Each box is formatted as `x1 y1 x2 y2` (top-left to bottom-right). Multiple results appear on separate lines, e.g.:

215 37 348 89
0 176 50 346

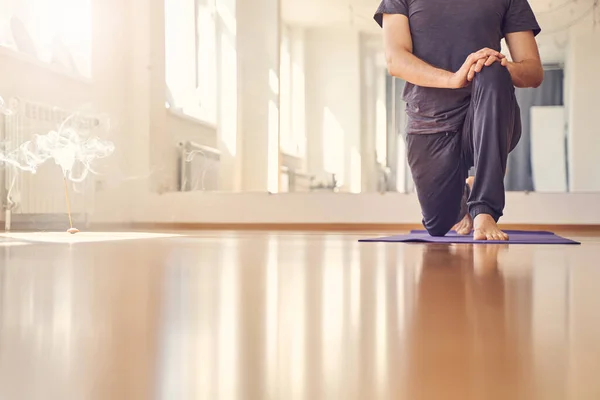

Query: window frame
165 0 218 125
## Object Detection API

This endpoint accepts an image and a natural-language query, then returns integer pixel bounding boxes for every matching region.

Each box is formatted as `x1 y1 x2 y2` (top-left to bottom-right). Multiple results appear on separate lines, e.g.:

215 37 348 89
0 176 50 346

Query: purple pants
406 63 522 237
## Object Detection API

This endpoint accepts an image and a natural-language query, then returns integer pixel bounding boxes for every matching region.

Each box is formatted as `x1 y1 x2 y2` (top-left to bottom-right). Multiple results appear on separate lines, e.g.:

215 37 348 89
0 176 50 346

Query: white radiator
1 98 99 222
178 141 220 191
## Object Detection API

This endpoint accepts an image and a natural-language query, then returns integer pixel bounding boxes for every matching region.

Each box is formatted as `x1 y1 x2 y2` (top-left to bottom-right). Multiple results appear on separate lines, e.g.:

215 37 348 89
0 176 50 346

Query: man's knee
474 62 512 89
426 224 452 237
424 215 457 237
419 180 466 237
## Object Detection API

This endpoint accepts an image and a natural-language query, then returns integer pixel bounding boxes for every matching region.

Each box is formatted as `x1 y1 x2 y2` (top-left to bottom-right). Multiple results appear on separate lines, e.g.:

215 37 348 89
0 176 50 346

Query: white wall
5 0 600 226
0 51 93 108
359 35 379 193
91 0 149 222
305 27 361 192
97 0 281 198
565 23 600 192
237 0 280 193
99 0 282 204
133 191 600 225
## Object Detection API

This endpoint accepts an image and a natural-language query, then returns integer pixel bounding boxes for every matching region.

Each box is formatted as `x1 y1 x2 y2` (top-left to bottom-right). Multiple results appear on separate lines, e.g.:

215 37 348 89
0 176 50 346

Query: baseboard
129 223 425 231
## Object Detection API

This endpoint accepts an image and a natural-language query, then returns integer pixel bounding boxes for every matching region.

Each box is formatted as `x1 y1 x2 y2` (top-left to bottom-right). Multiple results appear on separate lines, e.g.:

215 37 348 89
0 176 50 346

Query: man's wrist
444 71 458 89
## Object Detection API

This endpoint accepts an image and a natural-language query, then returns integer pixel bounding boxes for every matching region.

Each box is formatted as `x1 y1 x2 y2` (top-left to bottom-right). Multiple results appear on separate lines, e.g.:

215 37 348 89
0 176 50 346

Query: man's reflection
405 244 532 400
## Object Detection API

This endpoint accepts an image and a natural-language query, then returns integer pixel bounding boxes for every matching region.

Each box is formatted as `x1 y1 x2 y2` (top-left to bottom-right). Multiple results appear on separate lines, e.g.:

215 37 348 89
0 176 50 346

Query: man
375 0 543 240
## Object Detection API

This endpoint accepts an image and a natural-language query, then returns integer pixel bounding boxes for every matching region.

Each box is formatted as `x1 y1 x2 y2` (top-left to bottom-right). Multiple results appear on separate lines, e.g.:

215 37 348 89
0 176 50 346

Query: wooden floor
1 230 599 400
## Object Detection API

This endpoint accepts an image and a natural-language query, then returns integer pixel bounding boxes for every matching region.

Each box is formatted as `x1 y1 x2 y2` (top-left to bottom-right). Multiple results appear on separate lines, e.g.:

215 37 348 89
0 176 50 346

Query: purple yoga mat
360 230 580 245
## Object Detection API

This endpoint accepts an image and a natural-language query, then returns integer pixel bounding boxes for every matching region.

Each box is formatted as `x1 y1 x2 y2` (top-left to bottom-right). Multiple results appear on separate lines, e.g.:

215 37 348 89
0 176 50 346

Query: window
279 26 306 158
280 28 292 154
165 0 217 125
0 0 92 77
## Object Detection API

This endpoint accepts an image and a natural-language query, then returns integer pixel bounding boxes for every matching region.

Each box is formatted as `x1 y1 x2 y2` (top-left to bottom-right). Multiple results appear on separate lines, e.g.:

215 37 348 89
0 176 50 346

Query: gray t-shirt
374 0 540 134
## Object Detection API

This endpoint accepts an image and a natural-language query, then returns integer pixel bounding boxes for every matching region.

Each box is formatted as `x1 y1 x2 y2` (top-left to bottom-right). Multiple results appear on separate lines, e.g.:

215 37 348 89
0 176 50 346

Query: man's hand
468 55 508 80
449 48 506 89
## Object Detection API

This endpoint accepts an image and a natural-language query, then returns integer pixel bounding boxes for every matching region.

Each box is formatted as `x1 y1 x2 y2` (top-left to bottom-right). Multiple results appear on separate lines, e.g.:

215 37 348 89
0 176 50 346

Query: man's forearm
506 59 544 88
387 50 455 89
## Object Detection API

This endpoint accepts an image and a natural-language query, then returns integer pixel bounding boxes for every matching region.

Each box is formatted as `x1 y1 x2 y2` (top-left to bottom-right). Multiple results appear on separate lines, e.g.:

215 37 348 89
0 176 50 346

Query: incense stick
64 178 79 234
64 178 73 228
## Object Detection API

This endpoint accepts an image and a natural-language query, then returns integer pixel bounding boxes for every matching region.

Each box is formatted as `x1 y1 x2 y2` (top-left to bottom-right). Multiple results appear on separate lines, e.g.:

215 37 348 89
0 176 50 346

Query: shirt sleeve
502 0 541 37
374 0 409 28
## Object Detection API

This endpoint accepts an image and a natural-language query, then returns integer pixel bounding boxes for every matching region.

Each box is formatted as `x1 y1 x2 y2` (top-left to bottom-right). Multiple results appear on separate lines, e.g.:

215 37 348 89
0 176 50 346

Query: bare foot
473 214 509 241
466 176 475 188
452 176 475 235
452 213 473 235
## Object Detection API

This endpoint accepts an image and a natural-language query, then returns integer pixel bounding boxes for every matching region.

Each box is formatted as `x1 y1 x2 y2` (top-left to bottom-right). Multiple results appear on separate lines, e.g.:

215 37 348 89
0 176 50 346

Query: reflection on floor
0 231 599 399
0 231 180 244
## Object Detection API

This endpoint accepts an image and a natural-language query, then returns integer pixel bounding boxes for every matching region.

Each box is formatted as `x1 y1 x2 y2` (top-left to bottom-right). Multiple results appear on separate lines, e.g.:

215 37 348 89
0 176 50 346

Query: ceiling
282 0 378 32
281 0 600 63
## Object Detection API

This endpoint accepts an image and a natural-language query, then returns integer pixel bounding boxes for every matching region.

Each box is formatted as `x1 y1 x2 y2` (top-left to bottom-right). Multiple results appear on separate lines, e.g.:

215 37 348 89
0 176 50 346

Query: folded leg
407 131 470 237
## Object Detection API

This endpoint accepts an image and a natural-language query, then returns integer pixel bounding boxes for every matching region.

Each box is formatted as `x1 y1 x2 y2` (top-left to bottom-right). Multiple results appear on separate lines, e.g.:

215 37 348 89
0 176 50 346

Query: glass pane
0 0 92 77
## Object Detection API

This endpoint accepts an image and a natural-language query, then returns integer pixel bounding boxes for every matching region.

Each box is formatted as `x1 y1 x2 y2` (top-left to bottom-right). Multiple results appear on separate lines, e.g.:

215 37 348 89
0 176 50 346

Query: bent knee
474 62 512 88
425 219 455 237
427 226 451 237
422 198 463 237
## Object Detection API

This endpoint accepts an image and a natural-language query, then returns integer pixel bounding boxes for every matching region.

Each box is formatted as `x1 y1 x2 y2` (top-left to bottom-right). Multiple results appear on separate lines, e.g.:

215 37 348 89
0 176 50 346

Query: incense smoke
0 95 115 211
0 118 115 182
0 96 13 116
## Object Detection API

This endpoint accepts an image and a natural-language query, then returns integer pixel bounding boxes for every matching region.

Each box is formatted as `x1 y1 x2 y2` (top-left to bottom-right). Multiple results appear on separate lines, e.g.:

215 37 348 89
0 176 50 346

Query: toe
474 230 487 240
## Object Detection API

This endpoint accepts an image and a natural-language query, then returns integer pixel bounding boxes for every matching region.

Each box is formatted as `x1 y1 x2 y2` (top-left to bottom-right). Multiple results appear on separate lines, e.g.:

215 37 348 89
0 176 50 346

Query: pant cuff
455 183 471 224
469 204 501 222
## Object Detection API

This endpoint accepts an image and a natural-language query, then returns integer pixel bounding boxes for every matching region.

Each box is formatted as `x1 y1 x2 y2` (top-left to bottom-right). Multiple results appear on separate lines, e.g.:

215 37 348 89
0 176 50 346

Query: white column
566 23 600 192
91 0 136 222
91 0 168 222
305 27 361 192
290 27 307 167
360 35 379 193
130 0 168 194
236 0 281 192
216 0 241 192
